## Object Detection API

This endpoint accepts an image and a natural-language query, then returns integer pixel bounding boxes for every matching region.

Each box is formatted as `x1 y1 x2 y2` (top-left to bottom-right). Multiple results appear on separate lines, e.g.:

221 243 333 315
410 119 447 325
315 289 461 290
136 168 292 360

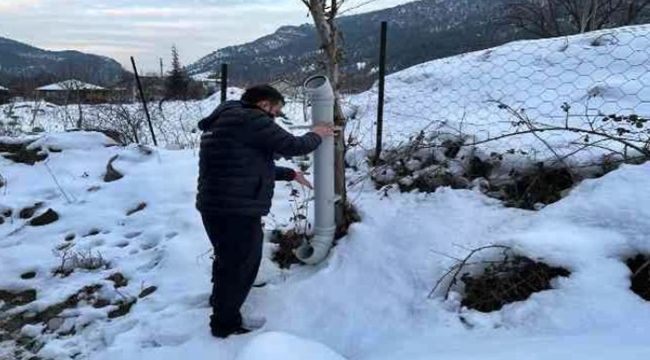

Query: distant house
0 85 9 104
35 79 129 104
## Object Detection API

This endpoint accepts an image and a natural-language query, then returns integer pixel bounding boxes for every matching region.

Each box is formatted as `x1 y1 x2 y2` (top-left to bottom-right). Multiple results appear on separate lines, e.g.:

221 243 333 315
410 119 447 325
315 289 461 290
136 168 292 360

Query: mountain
0 36 126 89
187 0 526 91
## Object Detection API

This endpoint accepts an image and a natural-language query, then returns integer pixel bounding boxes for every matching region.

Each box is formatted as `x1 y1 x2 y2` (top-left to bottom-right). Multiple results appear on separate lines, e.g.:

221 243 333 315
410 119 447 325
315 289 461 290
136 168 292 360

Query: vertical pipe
220 63 228 104
130 56 157 146
296 75 336 265
375 21 388 164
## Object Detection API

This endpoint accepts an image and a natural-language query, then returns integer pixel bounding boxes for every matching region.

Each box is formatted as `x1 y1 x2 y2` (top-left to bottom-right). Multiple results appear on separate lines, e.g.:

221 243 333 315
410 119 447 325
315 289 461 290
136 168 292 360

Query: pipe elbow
294 229 335 265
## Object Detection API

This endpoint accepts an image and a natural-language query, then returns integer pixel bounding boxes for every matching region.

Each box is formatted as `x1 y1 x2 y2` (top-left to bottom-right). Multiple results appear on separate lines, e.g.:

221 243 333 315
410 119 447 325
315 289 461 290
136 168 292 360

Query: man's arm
275 166 296 182
244 115 322 157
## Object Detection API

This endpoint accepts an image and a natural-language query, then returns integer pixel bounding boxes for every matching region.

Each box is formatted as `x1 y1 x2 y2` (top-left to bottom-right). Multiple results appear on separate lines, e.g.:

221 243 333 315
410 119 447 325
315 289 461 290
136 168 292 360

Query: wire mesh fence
348 24 650 168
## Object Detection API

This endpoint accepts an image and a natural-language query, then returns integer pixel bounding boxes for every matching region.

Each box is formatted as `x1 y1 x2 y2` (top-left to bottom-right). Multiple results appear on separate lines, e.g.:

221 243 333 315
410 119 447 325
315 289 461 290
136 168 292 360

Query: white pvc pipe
295 75 336 265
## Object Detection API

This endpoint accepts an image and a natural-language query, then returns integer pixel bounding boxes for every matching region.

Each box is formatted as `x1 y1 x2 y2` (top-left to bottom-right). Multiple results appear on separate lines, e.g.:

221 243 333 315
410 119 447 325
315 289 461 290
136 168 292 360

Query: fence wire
348 24 650 167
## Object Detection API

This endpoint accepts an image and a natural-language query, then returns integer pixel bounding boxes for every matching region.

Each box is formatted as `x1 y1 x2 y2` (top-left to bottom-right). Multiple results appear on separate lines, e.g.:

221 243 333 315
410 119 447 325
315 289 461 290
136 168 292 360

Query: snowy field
1 130 649 359
1 25 650 359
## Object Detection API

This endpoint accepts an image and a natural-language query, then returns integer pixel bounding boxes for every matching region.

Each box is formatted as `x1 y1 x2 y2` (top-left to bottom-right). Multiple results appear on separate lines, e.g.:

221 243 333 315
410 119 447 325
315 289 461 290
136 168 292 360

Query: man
196 84 333 338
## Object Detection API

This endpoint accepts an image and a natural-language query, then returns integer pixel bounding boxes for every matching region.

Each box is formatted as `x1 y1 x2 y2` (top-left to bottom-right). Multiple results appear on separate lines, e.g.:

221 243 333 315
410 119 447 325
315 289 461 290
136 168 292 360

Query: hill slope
0 37 126 88
187 0 522 90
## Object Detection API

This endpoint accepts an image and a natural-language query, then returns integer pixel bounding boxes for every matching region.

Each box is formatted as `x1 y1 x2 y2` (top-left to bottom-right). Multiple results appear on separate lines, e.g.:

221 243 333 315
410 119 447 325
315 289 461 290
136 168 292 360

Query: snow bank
26 131 117 151
236 332 345 360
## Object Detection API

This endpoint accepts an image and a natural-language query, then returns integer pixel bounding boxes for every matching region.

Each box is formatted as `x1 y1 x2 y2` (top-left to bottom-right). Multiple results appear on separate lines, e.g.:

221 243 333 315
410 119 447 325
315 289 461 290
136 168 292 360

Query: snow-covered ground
347 24 650 163
1 130 649 359
1 25 650 359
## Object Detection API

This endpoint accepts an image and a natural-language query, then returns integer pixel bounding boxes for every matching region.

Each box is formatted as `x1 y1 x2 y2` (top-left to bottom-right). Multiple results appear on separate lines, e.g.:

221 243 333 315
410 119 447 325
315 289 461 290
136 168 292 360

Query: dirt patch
83 228 101 237
28 209 59 226
0 289 37 311
108 298 137 318
270 229 304 269
126 202 147 216
0 284 111 357
20 272 36 280
502 167 575 210
138 286 157 298
0 140 47 165
430 246 570 313
104 155 123 182
461 255 570 312
106 273 128 288
627 254 650 301
18 203 43 219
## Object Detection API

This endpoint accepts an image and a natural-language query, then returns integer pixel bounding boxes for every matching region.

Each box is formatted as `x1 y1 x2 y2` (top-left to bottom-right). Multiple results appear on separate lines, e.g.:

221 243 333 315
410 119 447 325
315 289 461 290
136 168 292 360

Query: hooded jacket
196 100 321 217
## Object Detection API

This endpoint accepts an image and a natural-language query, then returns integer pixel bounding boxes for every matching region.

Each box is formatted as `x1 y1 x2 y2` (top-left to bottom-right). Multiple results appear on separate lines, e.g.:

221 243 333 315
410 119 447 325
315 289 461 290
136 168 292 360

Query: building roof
37 79 105 91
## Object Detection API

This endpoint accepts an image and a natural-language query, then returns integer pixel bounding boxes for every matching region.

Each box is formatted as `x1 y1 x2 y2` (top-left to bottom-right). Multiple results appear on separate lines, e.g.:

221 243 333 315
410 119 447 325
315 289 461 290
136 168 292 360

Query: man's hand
294 171 313 189
312 123 335 138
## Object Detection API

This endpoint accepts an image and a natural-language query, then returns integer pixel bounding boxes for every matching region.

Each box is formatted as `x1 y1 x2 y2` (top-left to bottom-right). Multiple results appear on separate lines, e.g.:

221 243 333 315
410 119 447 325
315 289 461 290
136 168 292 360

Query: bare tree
300 0 351 231
507 0 650 37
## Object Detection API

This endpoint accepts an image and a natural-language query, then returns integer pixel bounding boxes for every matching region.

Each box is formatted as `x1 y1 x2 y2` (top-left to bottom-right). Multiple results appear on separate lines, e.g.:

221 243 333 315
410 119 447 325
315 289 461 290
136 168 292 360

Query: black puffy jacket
196 100 322 217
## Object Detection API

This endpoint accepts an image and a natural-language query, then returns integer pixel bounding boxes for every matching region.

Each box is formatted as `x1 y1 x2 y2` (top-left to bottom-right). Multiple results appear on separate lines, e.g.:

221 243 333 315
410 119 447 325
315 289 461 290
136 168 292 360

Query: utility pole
160 58 164 78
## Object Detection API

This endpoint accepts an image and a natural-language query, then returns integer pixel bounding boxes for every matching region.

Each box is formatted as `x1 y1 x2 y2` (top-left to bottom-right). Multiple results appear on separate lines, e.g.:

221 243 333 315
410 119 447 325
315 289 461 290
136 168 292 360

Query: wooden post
130 56 158 146
374 21 388 164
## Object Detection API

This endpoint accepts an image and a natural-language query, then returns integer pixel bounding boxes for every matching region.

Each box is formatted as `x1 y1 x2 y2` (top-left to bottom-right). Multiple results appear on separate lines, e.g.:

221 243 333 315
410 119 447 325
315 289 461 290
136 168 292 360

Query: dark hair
241 84 285 105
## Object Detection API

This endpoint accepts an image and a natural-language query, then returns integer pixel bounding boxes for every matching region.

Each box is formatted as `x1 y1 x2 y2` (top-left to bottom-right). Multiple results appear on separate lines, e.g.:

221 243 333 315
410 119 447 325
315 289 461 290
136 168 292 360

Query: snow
1 25 650 359
347 24 650 164
26 131 117 151
36 80 105 91
0 85 8 91
236 332 345 360
1 130 649 359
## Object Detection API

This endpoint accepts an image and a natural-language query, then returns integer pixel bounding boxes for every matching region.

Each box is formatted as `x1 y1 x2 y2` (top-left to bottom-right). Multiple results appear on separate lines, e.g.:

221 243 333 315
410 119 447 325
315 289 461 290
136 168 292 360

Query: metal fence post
221 64 228 103
374 21 388 164
130 56 158 146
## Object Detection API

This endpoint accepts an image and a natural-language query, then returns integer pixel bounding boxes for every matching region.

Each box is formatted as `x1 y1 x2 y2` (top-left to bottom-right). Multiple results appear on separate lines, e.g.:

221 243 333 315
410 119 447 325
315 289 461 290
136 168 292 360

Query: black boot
210 315 251 338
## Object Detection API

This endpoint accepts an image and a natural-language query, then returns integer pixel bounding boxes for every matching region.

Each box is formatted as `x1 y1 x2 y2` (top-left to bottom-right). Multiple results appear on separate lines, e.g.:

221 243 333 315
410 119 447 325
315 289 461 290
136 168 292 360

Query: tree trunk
305 0 349 232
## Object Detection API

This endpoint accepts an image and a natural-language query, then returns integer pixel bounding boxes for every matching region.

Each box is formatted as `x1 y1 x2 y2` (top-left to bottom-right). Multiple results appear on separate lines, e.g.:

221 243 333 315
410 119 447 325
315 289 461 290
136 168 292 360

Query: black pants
201 212 263 332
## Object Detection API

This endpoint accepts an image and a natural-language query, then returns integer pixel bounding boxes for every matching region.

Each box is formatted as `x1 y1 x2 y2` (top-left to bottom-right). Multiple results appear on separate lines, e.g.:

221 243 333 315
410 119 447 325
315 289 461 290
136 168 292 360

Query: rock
138 286 157 298
19 202 43 219
106 273 128 288
405 159 422 171
104 155 123 182
83 229 101 237
64 233 75 242
46 317 64 331
126 202 147 216
28 209 59 226
108 298 136 319
20 271 37 280
451 176 471 189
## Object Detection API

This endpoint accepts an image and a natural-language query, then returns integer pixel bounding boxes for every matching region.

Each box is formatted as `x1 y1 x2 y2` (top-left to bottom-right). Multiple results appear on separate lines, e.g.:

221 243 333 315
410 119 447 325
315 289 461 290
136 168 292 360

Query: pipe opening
304 76 328 89
295 243 314 260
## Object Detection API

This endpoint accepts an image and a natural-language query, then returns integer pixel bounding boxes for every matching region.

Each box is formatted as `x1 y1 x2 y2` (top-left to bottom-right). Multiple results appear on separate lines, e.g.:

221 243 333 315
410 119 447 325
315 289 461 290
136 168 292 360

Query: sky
0 0 414 73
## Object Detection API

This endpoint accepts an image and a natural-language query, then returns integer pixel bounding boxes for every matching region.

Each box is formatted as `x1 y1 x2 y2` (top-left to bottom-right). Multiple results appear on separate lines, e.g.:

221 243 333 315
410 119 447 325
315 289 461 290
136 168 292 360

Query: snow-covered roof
0 85 8 91
36 79 105 91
